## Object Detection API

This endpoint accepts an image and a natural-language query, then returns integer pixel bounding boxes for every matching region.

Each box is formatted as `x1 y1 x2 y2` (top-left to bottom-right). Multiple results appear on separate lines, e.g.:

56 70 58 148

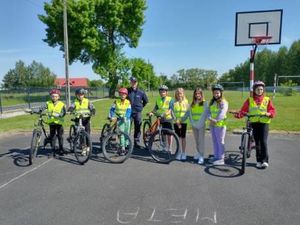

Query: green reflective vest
249 96 271 124
46 100 65 125
191 102 205 121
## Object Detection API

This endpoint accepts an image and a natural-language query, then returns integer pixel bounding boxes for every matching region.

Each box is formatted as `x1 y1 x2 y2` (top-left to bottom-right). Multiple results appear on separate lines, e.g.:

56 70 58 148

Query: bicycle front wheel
148 128 179 163
73 130 92 165
29 129 42 165
240 133 250 174
99 123 110 144
68 125 76 151
102 130 133 163
142 120 151 148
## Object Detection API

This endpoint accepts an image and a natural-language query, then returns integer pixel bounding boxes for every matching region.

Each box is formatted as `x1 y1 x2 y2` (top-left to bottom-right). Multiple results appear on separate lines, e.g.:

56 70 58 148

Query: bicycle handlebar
229 111 268 118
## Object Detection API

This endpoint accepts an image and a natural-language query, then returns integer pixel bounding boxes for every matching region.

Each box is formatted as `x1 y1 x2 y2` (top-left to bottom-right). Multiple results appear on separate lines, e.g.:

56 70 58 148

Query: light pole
63 0 71 107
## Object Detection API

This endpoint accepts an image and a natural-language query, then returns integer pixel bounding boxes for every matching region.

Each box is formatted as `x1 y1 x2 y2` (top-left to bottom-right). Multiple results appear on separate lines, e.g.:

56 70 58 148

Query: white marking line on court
0 158 52 190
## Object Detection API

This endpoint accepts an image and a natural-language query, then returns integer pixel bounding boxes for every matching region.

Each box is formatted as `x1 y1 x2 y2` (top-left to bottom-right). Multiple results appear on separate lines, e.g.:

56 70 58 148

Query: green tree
39 0 146 97
89 79 104 87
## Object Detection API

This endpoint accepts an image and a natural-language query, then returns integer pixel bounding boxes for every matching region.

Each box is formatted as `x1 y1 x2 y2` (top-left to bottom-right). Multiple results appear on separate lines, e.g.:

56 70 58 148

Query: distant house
54 78 88 88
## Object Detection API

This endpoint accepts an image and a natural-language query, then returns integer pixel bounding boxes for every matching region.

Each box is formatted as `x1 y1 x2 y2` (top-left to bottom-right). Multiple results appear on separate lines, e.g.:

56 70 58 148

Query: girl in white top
181 87 208 164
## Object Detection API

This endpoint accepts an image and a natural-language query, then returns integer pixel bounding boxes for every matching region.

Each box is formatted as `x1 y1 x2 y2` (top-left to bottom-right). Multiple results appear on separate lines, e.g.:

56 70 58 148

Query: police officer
127 77 149 148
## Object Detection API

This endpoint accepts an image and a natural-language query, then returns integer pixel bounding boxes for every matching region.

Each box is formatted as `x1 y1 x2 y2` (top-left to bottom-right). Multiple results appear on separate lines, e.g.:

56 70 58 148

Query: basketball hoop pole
249 44 258 97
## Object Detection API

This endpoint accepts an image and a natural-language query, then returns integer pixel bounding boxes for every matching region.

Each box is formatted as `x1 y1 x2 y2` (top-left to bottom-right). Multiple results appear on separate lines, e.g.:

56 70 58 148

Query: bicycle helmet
118 87 128 95
253 80 265 89
159 85 169 91
212 84 224 92
49 89 61 96
75 88 86 95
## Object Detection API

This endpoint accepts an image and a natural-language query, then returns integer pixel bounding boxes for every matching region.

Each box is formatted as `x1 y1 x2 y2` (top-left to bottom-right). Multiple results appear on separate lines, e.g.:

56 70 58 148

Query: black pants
131 112 142 143
252 122 269 163
75 117 91 134
49 124 64 151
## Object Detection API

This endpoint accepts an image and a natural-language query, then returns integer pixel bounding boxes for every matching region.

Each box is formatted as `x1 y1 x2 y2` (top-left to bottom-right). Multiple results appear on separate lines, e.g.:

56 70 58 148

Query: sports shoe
181 153 187 161
198 156 204 165
213 159 225 166
256 162 262 168
176 152 182 160
261 162 269 168
194 153 201 160
81 147 90 156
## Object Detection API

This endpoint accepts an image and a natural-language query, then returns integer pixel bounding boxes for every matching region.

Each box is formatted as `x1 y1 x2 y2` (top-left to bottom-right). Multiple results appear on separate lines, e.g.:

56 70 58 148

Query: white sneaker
176 152 182 160
194 153 201 160
213 159 225 166
256 162 262 168
198 156 204 165
181 153 187 161
261 162 269 168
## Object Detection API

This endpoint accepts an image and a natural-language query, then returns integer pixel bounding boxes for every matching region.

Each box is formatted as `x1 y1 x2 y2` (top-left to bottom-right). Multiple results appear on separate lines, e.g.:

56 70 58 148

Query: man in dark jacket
127 77 149 148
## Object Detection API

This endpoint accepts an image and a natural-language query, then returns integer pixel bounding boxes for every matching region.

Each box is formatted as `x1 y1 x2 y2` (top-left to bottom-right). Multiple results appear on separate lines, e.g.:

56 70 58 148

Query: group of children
42 80 275 169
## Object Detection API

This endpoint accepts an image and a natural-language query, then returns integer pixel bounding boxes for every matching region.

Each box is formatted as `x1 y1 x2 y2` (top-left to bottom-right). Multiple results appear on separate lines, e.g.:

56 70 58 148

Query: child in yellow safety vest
232 81 276 169
172 88 189 161
180 87 209 164
208 84 228 166
109 88 132 150
148 85 174 130
39 89 66 156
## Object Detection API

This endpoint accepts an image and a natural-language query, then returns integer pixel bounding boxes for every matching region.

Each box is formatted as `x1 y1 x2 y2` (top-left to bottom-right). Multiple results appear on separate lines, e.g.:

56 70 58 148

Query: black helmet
159 85 169 91
212 84 224 91
75 88 86 95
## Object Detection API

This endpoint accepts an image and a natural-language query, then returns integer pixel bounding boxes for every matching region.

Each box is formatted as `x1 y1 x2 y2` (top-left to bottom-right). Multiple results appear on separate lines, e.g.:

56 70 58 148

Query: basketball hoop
252 36 272 45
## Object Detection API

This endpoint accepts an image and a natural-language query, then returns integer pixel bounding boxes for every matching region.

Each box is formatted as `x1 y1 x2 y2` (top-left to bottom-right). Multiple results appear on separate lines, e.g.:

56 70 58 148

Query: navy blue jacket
127 87 148 113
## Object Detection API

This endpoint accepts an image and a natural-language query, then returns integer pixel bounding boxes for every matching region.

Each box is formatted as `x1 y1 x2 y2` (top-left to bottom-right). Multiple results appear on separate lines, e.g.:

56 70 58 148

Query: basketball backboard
235 9 283 46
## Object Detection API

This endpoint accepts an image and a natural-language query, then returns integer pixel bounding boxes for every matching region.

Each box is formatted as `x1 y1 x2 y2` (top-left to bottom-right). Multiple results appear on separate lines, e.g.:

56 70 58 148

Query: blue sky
1 0 300 84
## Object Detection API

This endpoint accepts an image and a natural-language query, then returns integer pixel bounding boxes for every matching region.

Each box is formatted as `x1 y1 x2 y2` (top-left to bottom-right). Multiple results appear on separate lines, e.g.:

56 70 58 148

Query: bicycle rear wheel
73 130 92 165
148 128 179 163
29 129 42 165
99 123 110 144
240 133 249 174
142 120 151 148
102 130 133 163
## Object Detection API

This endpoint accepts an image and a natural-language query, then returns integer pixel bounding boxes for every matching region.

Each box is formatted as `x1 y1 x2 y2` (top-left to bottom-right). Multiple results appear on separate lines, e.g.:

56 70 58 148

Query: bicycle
143 113 180 163
68 112 93 165
26 109 52 165
230 112 266 174
101 114 133 163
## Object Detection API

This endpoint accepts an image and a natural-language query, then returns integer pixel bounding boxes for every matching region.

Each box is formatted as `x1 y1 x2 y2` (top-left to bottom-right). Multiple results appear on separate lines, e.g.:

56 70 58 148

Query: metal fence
0 87 109 114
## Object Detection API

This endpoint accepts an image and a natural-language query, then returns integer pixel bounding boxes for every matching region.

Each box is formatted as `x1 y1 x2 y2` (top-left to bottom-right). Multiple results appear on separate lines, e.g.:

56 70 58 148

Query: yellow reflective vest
209 99 228 127
115 99 131 117
249 97 271 124
174 99 189 122
74 98 90 117
156 96 172 120
46 100 65 125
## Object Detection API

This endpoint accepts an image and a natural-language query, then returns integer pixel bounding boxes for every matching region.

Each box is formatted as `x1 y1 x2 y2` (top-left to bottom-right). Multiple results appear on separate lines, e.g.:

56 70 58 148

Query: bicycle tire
29 129 42 165
240 133 249 174
68 125 76 151
99 123 110 144
148 128 179 163
73 130 92 165
102 130 133 163
142 120 151 148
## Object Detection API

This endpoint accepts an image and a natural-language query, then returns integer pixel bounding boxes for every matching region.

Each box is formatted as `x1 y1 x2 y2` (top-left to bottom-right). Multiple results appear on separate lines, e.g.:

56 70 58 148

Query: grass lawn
0 90 299 133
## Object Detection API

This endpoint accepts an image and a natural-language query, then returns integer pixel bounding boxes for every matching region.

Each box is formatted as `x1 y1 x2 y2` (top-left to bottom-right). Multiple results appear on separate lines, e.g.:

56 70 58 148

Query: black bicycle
100 114 133 163
26 109 52 165
231 112 267 174
68 112 92 165
143 114 180 163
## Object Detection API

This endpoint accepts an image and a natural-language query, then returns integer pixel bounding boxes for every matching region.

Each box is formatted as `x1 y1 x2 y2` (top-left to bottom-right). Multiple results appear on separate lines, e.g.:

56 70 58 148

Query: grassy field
0 90 299 133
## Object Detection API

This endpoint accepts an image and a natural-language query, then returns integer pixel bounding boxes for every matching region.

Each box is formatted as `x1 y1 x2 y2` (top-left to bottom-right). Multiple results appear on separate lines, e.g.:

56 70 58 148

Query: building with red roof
55 78 88 88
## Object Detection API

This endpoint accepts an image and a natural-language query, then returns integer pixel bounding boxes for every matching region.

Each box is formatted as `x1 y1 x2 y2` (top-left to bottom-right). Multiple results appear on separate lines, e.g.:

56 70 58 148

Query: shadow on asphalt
203 150 257 178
